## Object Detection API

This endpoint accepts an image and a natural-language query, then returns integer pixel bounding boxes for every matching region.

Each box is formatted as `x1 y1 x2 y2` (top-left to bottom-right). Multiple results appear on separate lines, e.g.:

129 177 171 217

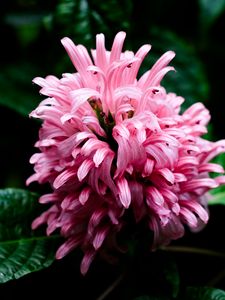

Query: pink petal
181 178 218 192
77 159 94 181
95 33 107 70
70 88 101 112
180 207 198 228
146 186 164 205
26 173 39 185
117 177 131 208
110 31 126 63
182 201 209 223
156 168 175 185
61 37 92 85
93 147 110 167
39 193 58 204
56 236 82 259
87 208 107 236
80 251 96 275
198 163 224 174
93 227 109 250
79 187 91 205
142 158 154 177
53 169 76 189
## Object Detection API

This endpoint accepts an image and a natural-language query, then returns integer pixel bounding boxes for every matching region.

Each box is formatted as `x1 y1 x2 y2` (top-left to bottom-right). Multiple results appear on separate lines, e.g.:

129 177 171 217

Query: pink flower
27 32 225 274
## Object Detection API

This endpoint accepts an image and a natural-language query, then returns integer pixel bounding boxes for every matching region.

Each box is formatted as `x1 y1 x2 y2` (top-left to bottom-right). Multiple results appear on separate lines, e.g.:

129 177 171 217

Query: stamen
152 89 159 94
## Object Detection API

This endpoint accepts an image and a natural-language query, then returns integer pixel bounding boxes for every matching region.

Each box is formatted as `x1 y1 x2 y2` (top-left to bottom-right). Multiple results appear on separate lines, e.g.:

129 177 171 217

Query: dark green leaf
0 188 39 223
0 235 59 283
199 0 225 29
0 188 60 283
184 286 225 300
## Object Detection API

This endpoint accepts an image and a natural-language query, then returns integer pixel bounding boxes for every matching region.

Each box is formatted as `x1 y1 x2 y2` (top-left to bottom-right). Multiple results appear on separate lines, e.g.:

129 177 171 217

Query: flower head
27 32 225 274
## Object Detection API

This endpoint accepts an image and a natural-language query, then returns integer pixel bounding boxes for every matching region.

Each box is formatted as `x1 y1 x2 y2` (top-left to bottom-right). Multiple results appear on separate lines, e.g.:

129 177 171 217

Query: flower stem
96 273 125 300
208 267 225 286
161 245 225 258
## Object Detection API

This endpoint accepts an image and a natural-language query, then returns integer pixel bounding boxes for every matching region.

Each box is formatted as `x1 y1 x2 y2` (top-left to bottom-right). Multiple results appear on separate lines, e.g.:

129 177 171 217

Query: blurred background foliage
1 0 225 299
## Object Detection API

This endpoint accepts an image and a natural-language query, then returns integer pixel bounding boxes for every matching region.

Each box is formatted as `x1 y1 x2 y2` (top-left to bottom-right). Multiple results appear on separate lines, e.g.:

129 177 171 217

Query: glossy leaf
184 286 225 300
0 188 60 283
0 236 59 283
0 188 39 223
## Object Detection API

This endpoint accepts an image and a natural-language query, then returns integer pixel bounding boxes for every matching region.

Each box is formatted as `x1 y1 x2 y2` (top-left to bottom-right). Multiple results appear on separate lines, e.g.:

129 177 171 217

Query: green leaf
0 188 39 223
0 188 60 283
184 286 225 300
199 0 225 29
0 235 59 283
208 192 225 205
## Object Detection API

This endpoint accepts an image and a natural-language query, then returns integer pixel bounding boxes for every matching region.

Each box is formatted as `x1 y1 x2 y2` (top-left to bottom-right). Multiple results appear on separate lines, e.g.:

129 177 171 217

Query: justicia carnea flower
27 31 225 274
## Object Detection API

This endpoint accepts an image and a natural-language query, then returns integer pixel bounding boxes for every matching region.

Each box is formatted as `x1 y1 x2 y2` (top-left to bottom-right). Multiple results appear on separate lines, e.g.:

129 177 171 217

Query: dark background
1 1 225 299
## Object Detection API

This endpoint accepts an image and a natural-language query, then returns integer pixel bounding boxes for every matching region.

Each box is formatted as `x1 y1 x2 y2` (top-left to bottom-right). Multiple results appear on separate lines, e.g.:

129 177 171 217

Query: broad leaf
0 188 39 223
0 188 60 283
0 235 59 283
184 286 225 300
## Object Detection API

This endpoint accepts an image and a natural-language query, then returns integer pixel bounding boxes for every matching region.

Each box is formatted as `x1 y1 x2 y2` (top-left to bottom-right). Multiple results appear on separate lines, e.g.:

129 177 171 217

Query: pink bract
27 32 225 274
